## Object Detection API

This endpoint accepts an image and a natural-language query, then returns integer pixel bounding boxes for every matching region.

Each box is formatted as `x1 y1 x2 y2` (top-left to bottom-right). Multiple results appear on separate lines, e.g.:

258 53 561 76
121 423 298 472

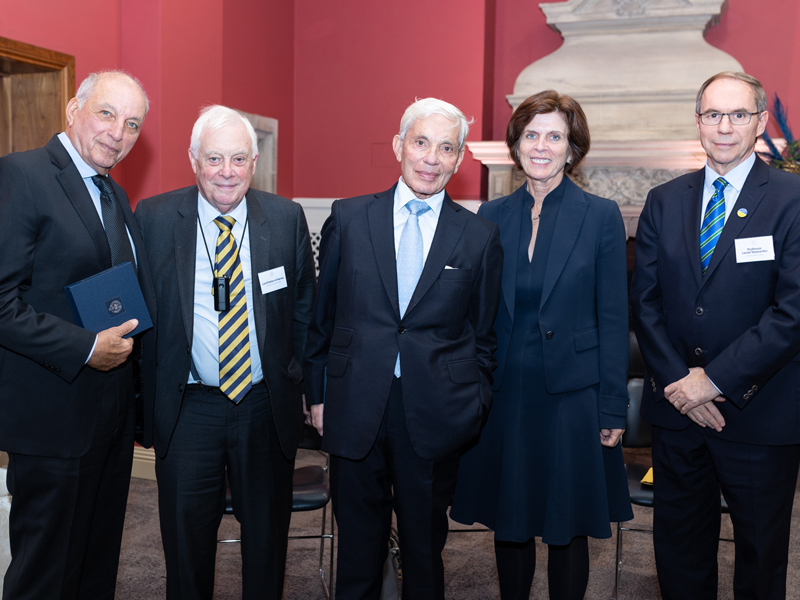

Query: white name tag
734 236 775 263
258 266 288 294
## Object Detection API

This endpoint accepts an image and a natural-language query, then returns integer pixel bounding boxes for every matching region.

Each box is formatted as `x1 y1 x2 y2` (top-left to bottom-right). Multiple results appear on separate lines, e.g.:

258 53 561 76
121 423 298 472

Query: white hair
189 105 259 159
75 70 150 115
398 98 473 152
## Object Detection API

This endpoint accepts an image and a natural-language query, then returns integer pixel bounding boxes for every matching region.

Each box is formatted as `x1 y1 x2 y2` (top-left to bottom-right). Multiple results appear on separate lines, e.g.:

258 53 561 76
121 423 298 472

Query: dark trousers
3 372 135 600
155 382 294 600
330 376 459 600
651 425 800 600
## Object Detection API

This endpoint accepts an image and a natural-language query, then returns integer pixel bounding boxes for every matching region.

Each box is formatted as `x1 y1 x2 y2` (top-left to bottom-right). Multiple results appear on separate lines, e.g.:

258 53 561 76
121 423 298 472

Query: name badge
734 236 775 263
258 266 288 294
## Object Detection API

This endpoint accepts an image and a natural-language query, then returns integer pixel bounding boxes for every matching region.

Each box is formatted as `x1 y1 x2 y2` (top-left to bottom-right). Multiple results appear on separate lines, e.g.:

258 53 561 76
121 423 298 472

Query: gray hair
696 71 767 114
189 105 258 159
75 70 150 115
398 98 473 153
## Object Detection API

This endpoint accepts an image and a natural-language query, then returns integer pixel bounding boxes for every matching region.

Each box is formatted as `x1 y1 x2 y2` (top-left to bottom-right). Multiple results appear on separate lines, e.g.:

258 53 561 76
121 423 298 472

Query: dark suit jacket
135 186 316 458
479 178 629 429
304 186 503 461
631 157 800 445
0 135 157 458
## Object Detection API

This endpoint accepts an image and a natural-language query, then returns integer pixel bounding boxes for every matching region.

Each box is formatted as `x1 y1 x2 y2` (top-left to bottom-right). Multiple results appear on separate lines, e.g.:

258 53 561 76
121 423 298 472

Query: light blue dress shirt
188 194 263 387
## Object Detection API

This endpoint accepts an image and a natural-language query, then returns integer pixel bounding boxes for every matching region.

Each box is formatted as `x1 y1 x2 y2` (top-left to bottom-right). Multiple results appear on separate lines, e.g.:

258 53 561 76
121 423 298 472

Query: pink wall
292 0 487 200
2 0 799 202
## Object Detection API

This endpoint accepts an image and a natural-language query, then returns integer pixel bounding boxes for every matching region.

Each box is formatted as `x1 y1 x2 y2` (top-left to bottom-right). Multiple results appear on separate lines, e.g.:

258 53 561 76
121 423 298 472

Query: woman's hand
600 428 624 448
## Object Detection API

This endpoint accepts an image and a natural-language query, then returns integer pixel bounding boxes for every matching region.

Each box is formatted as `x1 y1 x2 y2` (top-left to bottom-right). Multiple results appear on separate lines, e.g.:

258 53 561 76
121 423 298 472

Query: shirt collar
197 191 248 227
393 176 445 218
57 132 102 179
704 151 756 195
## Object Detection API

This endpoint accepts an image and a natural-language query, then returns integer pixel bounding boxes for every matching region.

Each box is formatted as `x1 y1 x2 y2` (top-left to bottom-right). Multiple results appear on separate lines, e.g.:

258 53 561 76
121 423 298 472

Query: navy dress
450 179 632 545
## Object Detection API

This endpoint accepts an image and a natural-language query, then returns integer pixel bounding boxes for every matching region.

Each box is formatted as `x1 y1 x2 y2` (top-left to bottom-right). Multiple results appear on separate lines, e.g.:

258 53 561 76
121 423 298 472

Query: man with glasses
631 71 800 600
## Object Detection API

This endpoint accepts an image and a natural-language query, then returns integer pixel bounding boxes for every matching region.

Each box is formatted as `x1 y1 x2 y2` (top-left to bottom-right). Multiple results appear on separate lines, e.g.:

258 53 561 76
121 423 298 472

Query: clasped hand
87 319 138 371
664 367 726 432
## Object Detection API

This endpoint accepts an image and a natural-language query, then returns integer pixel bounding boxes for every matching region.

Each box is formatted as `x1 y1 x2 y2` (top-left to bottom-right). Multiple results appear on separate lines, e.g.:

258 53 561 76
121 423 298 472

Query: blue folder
65 262 152 339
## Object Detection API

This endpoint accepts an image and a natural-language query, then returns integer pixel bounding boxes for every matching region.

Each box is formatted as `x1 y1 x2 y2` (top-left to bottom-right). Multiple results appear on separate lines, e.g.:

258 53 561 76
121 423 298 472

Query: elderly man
305 98 503 600
631 71 800 600
135 105 315 599
0 70 155 600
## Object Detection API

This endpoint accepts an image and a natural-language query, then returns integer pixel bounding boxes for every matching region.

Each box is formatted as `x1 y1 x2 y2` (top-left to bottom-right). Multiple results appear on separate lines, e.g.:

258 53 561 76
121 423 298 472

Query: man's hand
87 319 138 371
664 367 720 414
600 428 624 448
685 400 726 432
311 404 324 436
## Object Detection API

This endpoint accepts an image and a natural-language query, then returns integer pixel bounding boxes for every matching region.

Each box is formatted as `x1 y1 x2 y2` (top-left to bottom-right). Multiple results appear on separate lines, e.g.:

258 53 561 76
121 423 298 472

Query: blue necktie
394 200 431 377
700 177 729 273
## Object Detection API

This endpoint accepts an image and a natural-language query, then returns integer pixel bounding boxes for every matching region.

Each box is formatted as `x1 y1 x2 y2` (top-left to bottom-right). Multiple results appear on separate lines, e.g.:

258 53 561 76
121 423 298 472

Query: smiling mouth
530 158 551 164
416 172 439 181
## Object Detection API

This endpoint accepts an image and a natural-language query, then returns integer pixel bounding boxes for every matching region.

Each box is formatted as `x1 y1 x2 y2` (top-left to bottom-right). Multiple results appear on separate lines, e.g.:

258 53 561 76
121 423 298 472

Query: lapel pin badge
737 208 748 218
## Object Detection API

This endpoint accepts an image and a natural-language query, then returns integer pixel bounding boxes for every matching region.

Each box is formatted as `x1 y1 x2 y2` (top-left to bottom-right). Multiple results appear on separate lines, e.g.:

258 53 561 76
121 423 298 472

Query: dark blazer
0 135 157 458
479 178 629 429
304 186 503 461
631 158 800 444
134 186 316 458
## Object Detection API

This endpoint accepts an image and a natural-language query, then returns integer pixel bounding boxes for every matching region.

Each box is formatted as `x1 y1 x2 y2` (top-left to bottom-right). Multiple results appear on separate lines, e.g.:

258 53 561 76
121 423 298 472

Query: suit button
695 348 703 356
546 331 554 339
187 346 191 354
398 326 405 334
696 307 704 315
751 385 757 392
178 383 185 392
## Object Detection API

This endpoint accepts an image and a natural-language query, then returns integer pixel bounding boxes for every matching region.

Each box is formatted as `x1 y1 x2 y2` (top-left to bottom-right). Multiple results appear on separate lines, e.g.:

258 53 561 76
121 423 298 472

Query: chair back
621 378 651 449
628 332 646 379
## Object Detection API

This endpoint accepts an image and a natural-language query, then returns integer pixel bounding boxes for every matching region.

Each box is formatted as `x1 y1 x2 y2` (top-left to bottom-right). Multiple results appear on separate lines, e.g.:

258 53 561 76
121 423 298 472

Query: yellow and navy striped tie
214 216 252 403
700 177 729 273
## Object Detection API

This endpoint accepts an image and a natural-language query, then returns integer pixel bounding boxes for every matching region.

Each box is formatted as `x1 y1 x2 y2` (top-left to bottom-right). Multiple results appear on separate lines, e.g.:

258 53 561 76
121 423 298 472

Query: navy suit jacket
135 187 316 457
0 135 157 458
304 186 503 461
631 157 800 444
479 178 629 429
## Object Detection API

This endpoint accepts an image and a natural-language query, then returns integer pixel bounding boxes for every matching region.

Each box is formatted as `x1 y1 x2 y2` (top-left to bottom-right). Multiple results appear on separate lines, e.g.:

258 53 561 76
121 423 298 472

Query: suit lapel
246 194 270 356
405 194 467 317
680 169 705 289
498 186 525 321
540 178 588 309
367 187 401 320
47 137 112 268
702 158 770 283
174 189 199 345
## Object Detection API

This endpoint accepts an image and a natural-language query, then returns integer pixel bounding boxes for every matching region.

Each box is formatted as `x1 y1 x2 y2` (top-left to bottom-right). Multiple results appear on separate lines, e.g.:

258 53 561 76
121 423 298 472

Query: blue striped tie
700 177 729 273
214 216 252 403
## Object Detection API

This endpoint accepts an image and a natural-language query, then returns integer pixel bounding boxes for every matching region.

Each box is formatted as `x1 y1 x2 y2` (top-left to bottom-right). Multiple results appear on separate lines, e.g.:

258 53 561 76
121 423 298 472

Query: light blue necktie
700 177 729 273
394 200 431 377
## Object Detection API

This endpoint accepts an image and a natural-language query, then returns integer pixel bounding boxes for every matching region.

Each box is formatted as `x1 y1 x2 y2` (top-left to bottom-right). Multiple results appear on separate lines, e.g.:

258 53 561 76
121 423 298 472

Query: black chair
611 378 731 600
220 424 334 599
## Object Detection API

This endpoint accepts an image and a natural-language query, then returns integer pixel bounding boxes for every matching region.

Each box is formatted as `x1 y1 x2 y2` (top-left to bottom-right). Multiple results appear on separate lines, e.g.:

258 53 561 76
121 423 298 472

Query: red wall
292 0 487 200
2 0 799 202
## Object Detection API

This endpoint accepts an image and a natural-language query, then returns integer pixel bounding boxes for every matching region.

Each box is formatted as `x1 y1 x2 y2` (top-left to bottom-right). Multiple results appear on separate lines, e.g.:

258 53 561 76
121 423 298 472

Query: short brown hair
695 71 767 114
506 90 590 174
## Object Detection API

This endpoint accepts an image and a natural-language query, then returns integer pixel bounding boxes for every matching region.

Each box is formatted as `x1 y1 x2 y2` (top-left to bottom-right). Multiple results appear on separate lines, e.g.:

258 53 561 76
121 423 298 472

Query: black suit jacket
479 179 629 429
135 186 316 458
631 158 800 444
304 186 503 461
0 135 157 458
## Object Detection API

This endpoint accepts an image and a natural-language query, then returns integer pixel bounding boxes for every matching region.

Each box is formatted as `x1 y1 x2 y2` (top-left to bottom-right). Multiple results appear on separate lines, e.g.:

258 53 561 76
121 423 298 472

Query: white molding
131 446 156 481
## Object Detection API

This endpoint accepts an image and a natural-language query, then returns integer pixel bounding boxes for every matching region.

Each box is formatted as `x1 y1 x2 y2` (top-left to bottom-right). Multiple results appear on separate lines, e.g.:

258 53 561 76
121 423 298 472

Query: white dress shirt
700 151 757 225
392 176 445 261
188 194 263 386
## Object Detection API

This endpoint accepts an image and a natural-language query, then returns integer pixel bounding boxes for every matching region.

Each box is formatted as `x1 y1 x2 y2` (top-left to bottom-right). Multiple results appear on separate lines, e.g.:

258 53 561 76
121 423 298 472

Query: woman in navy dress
450 91 633 600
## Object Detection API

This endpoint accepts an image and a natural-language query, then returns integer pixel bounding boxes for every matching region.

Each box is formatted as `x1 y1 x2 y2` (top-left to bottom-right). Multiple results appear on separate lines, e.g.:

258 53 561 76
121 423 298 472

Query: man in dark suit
0 70 155 600
135 105 315 600
631 71 800 600
305 98 503 600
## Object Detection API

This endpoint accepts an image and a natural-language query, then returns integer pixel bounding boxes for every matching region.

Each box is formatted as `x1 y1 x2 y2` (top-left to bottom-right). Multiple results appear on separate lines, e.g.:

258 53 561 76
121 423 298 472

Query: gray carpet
115 449 800 599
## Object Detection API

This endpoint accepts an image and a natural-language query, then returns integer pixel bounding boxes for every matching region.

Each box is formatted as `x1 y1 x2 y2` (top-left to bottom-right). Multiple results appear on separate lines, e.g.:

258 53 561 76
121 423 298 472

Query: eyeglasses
697 111 761 126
